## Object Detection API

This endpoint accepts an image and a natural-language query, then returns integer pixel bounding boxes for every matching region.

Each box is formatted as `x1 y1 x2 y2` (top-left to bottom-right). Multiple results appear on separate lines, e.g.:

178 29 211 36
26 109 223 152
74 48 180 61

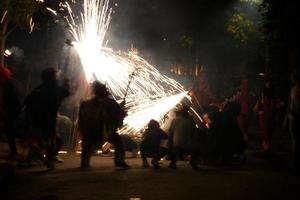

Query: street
2 151 300 200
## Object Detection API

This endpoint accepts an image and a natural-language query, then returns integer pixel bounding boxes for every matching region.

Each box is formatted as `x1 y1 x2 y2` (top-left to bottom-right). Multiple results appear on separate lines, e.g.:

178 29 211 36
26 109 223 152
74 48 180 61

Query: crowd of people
1 66 300 175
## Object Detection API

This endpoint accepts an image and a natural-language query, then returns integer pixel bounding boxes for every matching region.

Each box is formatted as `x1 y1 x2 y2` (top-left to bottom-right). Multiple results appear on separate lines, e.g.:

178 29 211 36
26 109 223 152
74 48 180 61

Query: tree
0 0 38 68
259 0 300 97
226 11 258 47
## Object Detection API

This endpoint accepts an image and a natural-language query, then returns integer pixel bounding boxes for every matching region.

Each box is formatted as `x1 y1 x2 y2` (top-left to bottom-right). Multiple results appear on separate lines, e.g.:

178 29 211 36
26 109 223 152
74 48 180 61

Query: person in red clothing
237 78 250 142
254 79 275 152
0 67 21 157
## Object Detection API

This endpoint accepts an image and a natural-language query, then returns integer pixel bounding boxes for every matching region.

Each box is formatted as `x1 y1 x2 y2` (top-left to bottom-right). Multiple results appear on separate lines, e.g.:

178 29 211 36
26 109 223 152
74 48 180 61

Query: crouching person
78 81 129 168
168 105 200 170
140 120 168 169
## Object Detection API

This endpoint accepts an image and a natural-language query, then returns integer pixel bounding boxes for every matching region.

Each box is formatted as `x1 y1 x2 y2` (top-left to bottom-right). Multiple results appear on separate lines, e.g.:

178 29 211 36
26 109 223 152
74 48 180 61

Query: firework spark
46 7 58 16
65 0 187 134
1 10 7 24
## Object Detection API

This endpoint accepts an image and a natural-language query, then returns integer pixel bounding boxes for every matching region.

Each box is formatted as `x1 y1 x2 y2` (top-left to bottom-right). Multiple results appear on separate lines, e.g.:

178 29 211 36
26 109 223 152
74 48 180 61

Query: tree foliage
258 0 290 45
180 35 193 49
226 11 258 47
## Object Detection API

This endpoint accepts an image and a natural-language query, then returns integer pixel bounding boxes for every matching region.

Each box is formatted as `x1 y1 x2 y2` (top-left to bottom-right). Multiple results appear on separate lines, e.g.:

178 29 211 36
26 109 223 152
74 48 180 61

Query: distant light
114 3 118 6
36 0 44 3
259 73 265 76
58 151 68 154
4 49 11 57
163 38 167 41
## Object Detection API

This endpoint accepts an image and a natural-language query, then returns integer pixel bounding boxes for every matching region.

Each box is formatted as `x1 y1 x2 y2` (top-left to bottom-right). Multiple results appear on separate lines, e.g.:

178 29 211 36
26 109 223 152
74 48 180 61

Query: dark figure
78 81 129 168
24 67 70 169
168 106 200 170
120 134 138 158
288 72 300 174
140 119 168 169
222 97 245 164
206 105 224 164
0 67 21 157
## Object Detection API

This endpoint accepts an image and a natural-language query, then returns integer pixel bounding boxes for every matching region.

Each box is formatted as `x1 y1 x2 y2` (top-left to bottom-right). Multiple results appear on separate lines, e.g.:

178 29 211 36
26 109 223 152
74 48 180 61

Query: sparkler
64 0 188 134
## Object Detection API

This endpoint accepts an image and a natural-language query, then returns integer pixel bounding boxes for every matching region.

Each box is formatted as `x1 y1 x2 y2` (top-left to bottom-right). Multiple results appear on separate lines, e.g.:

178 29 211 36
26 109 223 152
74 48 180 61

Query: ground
1 147 300 200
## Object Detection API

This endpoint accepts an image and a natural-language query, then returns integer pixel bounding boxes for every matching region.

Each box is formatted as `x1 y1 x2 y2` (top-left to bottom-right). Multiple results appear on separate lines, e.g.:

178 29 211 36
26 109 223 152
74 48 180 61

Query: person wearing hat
78 81 129 168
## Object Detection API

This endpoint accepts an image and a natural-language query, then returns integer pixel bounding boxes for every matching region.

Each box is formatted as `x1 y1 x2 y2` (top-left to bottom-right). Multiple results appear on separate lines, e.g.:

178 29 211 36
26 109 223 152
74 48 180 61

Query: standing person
140 119 168 169
0 67 21 158
237 78 250 142
222 95 245 164
24 67 70 170
288 72 300 174
78 81 129 168
168 105 200 170
254 79 275 153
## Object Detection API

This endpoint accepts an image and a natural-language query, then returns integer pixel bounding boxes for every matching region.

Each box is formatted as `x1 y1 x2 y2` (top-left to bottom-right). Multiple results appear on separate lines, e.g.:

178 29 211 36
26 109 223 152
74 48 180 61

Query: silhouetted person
24 67 70 169
168 105 200 170
288 72 300 174
140 119 168 169
121 134 138 158
0 67 21 157
222 96 245 164
78 81 129 168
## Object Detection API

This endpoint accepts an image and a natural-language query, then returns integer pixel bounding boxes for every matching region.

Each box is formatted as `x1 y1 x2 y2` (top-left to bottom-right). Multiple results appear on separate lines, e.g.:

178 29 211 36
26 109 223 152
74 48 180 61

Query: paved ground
1 149 300 200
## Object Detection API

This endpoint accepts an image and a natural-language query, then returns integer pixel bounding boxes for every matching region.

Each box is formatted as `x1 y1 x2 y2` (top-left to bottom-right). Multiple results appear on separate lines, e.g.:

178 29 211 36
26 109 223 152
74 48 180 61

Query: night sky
109 0 239 65
6 0 262 89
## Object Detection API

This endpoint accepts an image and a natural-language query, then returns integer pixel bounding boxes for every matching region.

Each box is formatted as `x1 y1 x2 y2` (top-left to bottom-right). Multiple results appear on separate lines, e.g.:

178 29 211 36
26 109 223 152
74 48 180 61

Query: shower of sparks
64 0 187 134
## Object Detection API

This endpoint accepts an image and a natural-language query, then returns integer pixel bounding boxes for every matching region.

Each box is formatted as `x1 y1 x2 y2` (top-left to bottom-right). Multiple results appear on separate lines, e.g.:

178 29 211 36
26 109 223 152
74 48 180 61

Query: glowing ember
4 49 12 57
64 0 187 134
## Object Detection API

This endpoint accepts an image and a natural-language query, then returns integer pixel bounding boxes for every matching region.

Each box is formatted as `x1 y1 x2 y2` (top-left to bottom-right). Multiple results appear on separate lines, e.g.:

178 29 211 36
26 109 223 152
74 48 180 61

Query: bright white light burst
65 0 187 134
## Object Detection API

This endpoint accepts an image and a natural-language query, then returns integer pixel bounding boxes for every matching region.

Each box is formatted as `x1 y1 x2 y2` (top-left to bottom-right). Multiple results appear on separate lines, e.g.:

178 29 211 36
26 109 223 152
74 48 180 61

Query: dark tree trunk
0 17 8 68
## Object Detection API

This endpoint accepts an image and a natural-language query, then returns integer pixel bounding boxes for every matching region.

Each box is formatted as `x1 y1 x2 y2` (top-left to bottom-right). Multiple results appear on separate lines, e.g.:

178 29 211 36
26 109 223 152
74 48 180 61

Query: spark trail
64 0 187 134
